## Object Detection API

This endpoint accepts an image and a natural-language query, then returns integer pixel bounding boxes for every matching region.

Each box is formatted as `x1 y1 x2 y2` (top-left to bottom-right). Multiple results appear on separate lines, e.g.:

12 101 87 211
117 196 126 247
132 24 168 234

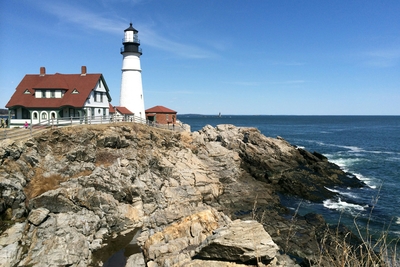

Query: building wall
120 52 145 120
154 113 176 125
85 79 109 109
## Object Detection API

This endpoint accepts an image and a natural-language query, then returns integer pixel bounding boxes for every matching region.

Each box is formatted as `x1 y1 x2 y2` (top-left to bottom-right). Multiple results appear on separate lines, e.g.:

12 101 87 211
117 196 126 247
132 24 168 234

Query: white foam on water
323 198 365 214
353 172 378 189
329 158 361 172
396 217 400 225
325 187 359 198
328 156 379 189
341 145 365 153
387 156 400 162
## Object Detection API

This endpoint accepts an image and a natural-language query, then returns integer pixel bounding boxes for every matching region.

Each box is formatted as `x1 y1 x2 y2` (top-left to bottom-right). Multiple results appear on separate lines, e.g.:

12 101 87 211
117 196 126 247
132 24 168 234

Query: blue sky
1 0 399 115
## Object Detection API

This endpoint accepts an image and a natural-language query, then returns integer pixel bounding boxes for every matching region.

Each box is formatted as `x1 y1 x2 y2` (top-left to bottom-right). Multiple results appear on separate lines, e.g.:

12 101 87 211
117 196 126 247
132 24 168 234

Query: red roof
109 103 116 113
5 72 110 109
145 105 177 114
114 106 134 115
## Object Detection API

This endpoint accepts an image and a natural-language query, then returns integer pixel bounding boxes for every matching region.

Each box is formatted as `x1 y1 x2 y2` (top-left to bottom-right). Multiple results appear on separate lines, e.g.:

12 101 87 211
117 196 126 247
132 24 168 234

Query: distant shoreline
179 114 400 117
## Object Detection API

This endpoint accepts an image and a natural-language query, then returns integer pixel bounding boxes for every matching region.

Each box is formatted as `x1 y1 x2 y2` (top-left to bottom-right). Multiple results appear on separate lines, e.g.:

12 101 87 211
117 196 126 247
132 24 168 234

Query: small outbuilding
113 106 135 122
145 105 177 125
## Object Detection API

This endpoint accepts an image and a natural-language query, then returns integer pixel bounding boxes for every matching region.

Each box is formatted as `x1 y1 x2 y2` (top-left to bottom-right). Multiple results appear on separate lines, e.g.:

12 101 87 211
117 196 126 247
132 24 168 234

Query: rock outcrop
0 123 364 266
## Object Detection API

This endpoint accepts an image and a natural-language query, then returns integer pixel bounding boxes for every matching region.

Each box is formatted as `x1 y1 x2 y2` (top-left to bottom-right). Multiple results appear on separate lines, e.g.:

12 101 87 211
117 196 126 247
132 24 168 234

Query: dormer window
50 91 55 98
24 89 31 94
42 90 47 98
72 89 79 94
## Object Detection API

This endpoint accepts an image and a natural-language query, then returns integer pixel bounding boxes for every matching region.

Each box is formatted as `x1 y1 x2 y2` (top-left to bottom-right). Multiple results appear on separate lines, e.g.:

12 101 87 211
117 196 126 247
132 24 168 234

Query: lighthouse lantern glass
125 31 133 42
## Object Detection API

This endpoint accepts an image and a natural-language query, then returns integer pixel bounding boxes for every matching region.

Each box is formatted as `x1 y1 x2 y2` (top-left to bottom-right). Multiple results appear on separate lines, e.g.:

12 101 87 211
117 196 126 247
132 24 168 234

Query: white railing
1 115 185 141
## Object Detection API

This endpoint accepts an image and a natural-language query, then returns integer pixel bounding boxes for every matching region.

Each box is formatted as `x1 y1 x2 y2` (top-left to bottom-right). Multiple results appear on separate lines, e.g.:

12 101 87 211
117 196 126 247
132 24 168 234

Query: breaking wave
323 198 366 215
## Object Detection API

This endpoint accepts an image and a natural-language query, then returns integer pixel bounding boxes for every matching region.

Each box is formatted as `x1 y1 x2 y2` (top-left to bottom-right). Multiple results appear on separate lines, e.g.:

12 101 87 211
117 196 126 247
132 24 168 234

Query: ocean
179 115 400 240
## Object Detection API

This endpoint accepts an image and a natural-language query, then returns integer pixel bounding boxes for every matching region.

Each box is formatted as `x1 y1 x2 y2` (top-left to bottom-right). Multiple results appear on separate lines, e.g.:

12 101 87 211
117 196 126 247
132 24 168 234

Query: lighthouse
119 23 145 121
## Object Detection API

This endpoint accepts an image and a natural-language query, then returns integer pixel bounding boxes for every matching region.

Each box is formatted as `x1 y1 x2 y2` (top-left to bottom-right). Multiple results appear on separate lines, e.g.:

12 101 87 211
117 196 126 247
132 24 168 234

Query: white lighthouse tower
119 23 145 121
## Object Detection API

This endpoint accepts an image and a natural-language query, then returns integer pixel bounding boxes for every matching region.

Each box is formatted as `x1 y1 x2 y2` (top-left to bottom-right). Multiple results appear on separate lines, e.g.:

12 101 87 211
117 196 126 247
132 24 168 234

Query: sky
1 0 399 115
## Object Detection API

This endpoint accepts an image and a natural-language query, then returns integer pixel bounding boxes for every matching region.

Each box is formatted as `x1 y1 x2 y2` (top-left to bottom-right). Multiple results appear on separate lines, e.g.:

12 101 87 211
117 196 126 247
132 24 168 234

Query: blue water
179 115 400 238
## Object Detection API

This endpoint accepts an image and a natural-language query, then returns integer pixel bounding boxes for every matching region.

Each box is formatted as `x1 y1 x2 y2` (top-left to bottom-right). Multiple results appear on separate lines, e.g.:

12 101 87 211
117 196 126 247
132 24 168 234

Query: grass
23 168 92 201
251 194 399 267
24 172 67 200
96 150 118 166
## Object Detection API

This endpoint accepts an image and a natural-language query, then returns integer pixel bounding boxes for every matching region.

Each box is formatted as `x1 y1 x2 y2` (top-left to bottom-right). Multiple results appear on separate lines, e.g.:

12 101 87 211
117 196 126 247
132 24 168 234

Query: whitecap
387 157 400 162
396 217 400 225
329 158 362 172
353 173 379 189
325 187 359 198
323 198 365 214
341 145 365 153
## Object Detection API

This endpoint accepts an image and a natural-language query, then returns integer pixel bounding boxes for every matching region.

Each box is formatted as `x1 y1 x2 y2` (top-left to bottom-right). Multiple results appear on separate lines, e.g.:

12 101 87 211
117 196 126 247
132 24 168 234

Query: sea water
179 115 400 239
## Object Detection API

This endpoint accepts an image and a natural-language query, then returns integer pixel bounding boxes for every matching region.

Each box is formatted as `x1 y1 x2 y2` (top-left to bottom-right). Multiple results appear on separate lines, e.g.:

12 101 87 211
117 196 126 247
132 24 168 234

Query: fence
0 115 186 141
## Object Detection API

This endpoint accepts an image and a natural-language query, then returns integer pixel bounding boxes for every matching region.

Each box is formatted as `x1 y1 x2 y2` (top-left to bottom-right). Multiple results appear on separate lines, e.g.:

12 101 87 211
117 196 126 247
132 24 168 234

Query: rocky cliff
0 123 365 267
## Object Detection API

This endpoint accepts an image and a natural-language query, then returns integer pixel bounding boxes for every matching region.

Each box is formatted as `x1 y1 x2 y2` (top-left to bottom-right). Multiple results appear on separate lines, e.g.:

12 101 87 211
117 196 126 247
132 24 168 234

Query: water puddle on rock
92 228 142 267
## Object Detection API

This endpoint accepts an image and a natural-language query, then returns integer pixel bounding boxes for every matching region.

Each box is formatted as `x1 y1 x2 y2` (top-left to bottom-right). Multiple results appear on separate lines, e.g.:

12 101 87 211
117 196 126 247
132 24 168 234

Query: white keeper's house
5 66 112 128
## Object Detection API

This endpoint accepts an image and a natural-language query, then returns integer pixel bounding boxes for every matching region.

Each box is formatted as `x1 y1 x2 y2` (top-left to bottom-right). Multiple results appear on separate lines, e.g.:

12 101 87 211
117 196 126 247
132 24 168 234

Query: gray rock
125 253 146 267
0 123 367 267
0 222 26 267
28 207 49 226
195 220 279 263
0 243 21 267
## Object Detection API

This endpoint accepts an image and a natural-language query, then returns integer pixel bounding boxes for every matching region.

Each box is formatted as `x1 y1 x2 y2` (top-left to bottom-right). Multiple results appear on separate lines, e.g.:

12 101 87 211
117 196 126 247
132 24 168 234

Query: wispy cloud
42 2 125 35
139 27 217 59
37 1 216 59
224 80 306 87
268 80 306 84
363 48 400 68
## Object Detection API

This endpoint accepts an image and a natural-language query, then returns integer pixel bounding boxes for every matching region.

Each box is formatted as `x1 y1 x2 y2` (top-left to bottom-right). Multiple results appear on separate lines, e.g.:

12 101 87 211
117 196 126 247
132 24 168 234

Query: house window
24 89 30 94
50 91 55 98
72 89 79 94
33 112 38 119
42 90 47 98
103 108 107 118
100 93 103 102
42 113 47 120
